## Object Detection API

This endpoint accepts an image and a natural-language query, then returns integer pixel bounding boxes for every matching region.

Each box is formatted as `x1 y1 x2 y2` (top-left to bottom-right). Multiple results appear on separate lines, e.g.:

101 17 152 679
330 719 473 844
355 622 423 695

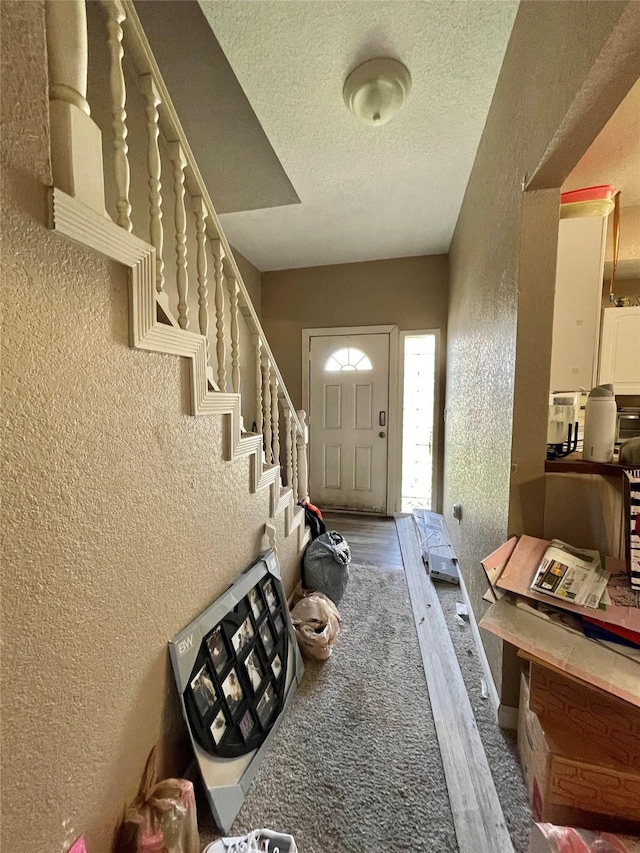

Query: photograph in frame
222 667 244 717
239 709 255 741
249 586 264 620
271 653 282 680
259 620 275 656
256 682 276 727
232 616 255 655
206 625 230 676
264 578 278 614
210 709 227 745
244 647 264 692
274 612 285 635
190 664 217 718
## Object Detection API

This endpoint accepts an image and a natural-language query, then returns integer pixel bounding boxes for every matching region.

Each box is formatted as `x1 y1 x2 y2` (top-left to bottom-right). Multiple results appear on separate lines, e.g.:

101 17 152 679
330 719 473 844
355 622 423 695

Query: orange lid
561 184 617 204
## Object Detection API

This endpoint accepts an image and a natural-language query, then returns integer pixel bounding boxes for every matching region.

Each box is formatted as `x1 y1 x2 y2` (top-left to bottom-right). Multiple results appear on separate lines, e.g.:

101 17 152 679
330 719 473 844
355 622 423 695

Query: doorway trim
397 329 442 514
302 325 399 515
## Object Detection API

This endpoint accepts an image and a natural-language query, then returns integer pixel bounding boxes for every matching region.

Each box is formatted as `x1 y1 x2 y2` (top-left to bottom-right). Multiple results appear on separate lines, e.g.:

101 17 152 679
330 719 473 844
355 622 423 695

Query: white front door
309 332 390 513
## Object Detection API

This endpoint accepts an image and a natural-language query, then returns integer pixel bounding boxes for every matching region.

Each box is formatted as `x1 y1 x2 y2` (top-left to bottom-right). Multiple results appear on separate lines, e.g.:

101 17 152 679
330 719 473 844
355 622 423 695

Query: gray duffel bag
302 530 351 605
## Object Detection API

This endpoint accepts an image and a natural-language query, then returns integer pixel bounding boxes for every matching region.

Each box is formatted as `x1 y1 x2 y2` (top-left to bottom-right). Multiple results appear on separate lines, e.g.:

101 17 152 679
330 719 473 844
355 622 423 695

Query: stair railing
45 0 309 514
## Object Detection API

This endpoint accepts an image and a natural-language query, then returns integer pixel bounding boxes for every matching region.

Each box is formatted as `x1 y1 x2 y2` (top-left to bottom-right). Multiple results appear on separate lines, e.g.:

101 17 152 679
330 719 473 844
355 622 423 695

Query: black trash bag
302 530 351 605
298 501 326 540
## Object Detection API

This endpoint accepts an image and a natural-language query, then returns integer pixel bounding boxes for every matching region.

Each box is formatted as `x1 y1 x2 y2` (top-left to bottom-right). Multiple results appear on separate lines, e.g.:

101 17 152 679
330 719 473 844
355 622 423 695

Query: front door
309 332 390 513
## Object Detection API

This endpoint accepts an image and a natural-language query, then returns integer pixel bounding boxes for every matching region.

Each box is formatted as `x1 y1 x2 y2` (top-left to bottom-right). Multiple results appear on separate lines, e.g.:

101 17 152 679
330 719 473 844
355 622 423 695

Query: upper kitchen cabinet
550 212 608 392
599 306 640 394
553 78 640 395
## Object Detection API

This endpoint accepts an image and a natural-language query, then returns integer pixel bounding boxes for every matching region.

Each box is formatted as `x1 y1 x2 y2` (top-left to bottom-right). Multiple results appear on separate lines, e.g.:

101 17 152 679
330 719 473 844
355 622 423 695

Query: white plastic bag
290 593 341 660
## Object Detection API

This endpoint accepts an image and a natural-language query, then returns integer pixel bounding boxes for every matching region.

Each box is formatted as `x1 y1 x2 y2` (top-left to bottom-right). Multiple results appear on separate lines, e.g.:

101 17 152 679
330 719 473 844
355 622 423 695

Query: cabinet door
550 216 607 392
598 307 640 394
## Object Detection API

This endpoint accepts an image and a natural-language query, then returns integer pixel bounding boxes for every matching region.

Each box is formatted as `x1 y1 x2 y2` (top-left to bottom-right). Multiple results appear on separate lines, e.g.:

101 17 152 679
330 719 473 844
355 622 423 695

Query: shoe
203 828 298 853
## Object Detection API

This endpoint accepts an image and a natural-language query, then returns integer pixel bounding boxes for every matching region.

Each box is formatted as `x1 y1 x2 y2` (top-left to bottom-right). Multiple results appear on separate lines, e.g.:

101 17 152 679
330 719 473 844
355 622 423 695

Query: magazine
529 539 609 609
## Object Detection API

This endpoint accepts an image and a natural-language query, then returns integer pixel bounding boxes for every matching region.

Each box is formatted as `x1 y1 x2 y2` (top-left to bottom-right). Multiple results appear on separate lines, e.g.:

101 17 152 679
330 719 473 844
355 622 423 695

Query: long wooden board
395 514 514 853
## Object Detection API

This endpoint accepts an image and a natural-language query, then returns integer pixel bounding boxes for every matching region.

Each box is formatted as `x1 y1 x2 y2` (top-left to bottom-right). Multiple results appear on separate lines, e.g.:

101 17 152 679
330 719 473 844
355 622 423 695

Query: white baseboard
458 571 521 731
457 570 501 718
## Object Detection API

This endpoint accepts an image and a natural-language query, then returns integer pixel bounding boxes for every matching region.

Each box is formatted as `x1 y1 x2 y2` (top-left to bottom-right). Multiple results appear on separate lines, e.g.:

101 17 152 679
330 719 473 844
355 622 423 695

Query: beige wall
234 247 262 319
262 255 448 509
605 204 640 282
262 255 448 410
0 3 301 850
444 0 637 706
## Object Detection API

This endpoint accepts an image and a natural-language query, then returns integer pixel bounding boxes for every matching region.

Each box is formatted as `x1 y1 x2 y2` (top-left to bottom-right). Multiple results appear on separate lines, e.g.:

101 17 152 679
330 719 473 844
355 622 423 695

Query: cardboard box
529 662 640 772
518 675 640 831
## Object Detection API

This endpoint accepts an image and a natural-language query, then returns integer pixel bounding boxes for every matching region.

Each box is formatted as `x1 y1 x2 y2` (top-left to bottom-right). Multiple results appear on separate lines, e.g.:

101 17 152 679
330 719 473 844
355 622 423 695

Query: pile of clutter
105 747 299 853
289 501 351 661
100 503 349 853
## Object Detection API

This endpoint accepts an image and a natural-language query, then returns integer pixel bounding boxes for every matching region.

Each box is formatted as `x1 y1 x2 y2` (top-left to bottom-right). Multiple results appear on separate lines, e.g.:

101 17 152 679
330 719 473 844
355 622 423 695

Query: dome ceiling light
343 57 412 127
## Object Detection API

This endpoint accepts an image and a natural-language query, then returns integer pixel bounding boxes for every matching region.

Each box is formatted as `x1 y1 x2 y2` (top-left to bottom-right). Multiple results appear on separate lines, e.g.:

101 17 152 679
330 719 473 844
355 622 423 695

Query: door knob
378 431 386 438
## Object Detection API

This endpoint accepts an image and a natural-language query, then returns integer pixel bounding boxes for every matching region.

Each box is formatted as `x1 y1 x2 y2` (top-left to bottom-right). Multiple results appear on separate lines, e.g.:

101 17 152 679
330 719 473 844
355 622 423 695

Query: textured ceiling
134 1 300 214
563 77 640 209
198 0 519 271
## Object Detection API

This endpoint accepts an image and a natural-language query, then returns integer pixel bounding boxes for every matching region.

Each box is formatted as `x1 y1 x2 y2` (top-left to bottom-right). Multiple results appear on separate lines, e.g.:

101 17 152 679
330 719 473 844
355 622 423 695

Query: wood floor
322 512 404 570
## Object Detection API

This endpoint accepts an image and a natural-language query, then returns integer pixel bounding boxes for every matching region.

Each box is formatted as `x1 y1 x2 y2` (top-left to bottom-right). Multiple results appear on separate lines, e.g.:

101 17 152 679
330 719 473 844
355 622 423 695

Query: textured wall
444 0 634 704
0 3 301 850
262 255 448 510
234 248 262 319
262 255 449 411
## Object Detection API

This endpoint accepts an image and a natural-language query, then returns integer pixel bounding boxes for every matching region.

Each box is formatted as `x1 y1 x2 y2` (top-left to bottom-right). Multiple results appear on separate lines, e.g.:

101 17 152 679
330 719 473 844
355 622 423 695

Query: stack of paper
529 540 609 609
479 535 640 707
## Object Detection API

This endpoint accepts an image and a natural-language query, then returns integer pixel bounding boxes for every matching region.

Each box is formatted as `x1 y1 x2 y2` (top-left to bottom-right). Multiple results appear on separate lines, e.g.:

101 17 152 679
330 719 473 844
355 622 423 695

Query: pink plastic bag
113 748 199 853
533 822 640 853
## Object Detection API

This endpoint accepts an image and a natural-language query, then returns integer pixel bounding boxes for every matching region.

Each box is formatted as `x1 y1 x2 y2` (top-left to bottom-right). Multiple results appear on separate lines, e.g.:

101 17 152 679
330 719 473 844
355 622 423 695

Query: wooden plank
395 514 514 853
323 512 404 570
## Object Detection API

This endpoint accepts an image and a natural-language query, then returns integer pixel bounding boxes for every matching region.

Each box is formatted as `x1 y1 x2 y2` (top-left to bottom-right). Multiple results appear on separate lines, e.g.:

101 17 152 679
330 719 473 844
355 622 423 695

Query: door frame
302 325 399 515
398 329 442 514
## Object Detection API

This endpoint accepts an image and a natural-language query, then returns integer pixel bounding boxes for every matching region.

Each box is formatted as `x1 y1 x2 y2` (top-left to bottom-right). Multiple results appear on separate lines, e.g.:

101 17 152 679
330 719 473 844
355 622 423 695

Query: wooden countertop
545 452 637 476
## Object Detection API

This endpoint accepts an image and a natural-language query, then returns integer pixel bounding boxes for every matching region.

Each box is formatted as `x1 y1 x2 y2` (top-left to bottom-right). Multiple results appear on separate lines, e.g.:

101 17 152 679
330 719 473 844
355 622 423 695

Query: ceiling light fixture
343 57 411 127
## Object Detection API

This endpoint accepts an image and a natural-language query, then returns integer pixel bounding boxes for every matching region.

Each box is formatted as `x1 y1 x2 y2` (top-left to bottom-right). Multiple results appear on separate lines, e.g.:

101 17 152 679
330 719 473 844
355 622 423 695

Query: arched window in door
324 347 372 372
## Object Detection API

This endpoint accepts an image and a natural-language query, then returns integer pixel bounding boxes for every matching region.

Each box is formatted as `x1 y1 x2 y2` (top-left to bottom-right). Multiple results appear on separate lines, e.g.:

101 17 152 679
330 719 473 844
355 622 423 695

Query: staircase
45 0 309 550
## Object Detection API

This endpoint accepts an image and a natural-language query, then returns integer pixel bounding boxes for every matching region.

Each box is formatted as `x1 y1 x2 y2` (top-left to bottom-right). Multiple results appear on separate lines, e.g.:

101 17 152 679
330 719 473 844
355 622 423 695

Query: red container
561 184 617 205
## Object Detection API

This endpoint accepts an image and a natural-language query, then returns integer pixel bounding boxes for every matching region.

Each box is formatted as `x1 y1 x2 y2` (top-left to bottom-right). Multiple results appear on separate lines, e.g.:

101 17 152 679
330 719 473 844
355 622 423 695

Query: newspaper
529 539 609 609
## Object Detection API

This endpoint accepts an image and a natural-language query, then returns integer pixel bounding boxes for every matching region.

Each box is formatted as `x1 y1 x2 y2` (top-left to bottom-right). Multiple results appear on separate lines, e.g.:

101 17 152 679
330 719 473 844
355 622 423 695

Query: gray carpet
198 564 458 851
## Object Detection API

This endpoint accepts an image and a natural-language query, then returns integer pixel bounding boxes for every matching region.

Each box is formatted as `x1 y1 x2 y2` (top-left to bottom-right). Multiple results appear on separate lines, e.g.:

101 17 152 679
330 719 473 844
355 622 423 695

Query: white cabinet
598 306 640 394
550 216 607 392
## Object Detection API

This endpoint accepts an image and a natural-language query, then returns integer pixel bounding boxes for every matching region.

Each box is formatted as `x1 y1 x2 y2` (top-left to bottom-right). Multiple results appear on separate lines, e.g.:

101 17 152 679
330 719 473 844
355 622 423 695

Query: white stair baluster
284 409 293 488
103 0 132 232
193 198 209 360
167 141 189 329
261 354 272 463
270 371 280 475
139 74 164 294
211 239 226 391
296 409 309 502
228 273 241 395
254 335 263 436
291 417 299 500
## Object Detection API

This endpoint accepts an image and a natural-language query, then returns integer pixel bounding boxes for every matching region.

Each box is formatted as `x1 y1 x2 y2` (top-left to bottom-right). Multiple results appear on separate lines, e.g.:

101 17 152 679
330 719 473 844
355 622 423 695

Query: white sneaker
203 828 298 853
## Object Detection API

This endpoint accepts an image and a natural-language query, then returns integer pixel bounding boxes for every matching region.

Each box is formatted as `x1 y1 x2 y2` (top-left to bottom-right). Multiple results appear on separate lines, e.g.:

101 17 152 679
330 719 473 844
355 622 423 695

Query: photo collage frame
183 573 289 758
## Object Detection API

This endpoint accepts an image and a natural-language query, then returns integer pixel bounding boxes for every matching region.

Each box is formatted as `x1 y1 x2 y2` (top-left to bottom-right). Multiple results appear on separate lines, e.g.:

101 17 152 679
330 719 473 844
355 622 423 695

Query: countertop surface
545 452 637 476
